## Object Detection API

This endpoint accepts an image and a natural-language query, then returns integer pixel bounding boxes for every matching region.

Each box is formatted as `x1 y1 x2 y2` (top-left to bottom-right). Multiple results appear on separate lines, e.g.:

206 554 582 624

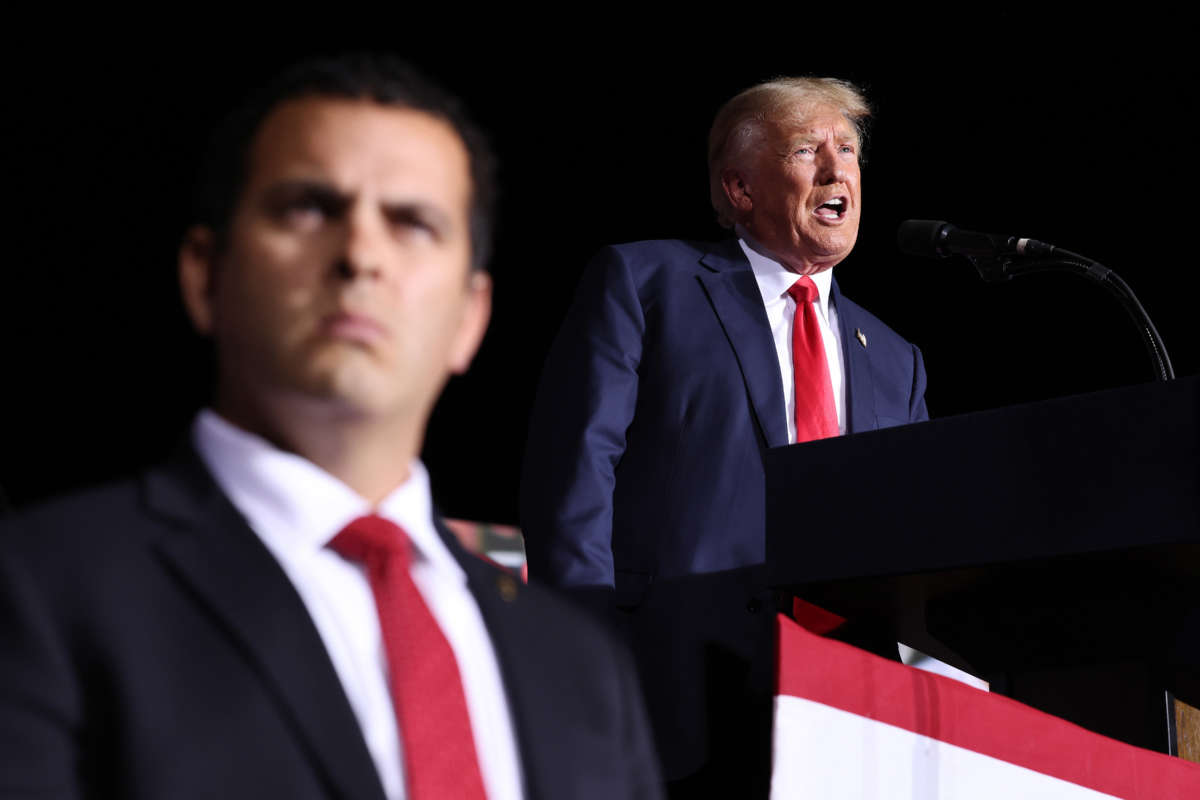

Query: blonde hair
707 77 871 228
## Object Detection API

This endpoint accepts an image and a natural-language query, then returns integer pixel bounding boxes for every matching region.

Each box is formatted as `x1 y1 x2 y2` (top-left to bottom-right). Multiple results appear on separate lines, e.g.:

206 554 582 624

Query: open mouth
813 197 847 221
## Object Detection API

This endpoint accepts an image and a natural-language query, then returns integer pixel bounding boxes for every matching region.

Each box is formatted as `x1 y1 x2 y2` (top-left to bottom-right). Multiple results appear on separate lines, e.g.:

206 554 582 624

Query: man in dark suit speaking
0 55 661 800
521 77 928 796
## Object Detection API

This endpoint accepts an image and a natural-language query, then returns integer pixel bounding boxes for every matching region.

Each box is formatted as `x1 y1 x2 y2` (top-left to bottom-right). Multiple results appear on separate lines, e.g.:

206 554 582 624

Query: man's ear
721 167 754 215
179 226 218 335
448 270 492 375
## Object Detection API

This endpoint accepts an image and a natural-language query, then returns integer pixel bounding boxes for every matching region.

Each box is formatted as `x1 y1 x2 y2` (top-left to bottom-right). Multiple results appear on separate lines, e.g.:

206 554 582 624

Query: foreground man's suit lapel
146 445 388 800
436 520 557 800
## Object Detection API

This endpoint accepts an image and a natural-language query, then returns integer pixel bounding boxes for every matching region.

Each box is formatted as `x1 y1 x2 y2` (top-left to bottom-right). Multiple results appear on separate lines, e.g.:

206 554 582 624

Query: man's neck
213 392 422 506
733 224 841 276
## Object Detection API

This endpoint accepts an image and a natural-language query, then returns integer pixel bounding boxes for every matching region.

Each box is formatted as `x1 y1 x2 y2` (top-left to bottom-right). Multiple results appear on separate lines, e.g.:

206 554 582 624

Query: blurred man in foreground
0 54 661 800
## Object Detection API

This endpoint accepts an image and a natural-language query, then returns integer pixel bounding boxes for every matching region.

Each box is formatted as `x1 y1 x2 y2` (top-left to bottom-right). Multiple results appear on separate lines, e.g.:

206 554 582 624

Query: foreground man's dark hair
193 53 498 271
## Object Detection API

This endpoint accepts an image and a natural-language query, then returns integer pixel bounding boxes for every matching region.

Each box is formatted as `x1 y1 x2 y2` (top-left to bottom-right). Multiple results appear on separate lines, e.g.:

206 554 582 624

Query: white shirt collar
191 409 464 581
735 226 835 318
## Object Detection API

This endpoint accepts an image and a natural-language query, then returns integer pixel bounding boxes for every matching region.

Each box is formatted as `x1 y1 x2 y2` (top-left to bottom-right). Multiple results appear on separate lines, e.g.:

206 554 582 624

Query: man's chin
785 249 851 275
800 239 857 272
279 366 394 419
801 262 839 276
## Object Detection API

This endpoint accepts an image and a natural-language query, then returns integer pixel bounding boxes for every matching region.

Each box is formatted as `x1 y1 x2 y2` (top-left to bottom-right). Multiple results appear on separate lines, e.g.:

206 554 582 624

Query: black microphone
896 219 1175 381
897 219 1056 259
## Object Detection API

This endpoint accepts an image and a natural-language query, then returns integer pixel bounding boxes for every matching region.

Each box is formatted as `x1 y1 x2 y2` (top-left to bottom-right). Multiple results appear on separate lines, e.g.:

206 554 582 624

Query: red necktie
784 279 846 632
329 515 487 800
786 276 839 443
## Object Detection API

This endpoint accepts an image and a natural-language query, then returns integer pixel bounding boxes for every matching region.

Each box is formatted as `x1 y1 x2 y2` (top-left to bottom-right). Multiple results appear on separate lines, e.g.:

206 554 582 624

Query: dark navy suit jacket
520 238 928 782
0 444 662 800
522 238 927 591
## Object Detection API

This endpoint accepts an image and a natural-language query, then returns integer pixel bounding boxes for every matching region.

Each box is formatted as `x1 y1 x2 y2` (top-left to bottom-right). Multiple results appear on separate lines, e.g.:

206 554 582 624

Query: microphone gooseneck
896 219 1174 382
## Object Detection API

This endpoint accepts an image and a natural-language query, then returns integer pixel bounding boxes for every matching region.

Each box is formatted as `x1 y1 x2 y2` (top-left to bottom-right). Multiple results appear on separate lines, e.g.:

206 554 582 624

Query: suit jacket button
746 598 761 613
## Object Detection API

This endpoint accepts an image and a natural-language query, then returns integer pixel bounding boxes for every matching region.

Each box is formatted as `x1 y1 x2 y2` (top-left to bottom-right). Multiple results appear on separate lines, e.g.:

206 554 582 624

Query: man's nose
815 148 846 185
334 206 386 281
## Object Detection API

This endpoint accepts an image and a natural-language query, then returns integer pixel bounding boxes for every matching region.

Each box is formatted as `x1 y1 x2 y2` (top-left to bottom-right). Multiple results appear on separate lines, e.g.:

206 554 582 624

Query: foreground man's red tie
331 515 488 800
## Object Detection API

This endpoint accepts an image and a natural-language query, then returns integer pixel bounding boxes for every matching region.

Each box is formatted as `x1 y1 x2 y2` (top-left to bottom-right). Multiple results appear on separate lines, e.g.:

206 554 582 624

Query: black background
3 15 1195 521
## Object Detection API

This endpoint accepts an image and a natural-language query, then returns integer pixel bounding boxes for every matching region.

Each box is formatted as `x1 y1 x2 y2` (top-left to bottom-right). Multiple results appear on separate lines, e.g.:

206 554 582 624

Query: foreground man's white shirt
193 410 524 800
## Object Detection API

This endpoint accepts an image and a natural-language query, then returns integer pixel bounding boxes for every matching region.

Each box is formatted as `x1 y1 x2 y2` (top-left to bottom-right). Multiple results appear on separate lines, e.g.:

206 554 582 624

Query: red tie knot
787 276 818 305
329 514 412 570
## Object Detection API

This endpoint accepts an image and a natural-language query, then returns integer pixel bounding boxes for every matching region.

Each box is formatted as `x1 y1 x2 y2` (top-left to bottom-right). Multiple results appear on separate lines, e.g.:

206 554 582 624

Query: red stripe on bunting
775 614 1200 799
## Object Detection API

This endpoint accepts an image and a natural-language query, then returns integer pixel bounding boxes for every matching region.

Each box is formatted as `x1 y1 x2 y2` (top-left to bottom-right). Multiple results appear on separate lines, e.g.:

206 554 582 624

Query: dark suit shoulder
603 238 714 266
581 239 746 312
0 475 183 640
2 477 149 560
593 239 737 277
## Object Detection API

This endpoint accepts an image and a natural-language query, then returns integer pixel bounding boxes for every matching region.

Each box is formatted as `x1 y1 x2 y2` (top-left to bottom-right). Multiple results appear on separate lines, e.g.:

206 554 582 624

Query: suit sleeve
909 343 929 423
0 538 84 800
520 247 644 590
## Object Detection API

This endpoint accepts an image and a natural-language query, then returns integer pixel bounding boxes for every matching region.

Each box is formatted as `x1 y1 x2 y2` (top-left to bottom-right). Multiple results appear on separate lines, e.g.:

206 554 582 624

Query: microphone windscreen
896 219 949 257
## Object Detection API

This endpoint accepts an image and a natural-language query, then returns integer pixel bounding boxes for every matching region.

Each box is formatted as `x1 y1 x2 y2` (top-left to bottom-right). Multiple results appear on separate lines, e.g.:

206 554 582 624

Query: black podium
765 376 1200 753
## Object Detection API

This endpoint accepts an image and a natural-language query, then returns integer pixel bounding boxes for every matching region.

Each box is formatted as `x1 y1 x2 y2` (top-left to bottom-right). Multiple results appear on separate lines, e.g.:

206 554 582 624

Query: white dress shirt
192 410 523 800
737 232 847 442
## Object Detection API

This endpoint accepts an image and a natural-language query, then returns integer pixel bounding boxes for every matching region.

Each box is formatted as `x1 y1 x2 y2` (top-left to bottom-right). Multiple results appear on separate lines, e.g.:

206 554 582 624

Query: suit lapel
831 280 877 433
145 444 387 800
697 241 789 448
432 519 560 800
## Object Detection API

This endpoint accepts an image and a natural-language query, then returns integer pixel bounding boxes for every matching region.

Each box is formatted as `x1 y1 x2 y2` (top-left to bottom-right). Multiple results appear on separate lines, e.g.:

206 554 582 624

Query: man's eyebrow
262 179 351 209
259 180 457 232
381 199 454 233
779 130 859 155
